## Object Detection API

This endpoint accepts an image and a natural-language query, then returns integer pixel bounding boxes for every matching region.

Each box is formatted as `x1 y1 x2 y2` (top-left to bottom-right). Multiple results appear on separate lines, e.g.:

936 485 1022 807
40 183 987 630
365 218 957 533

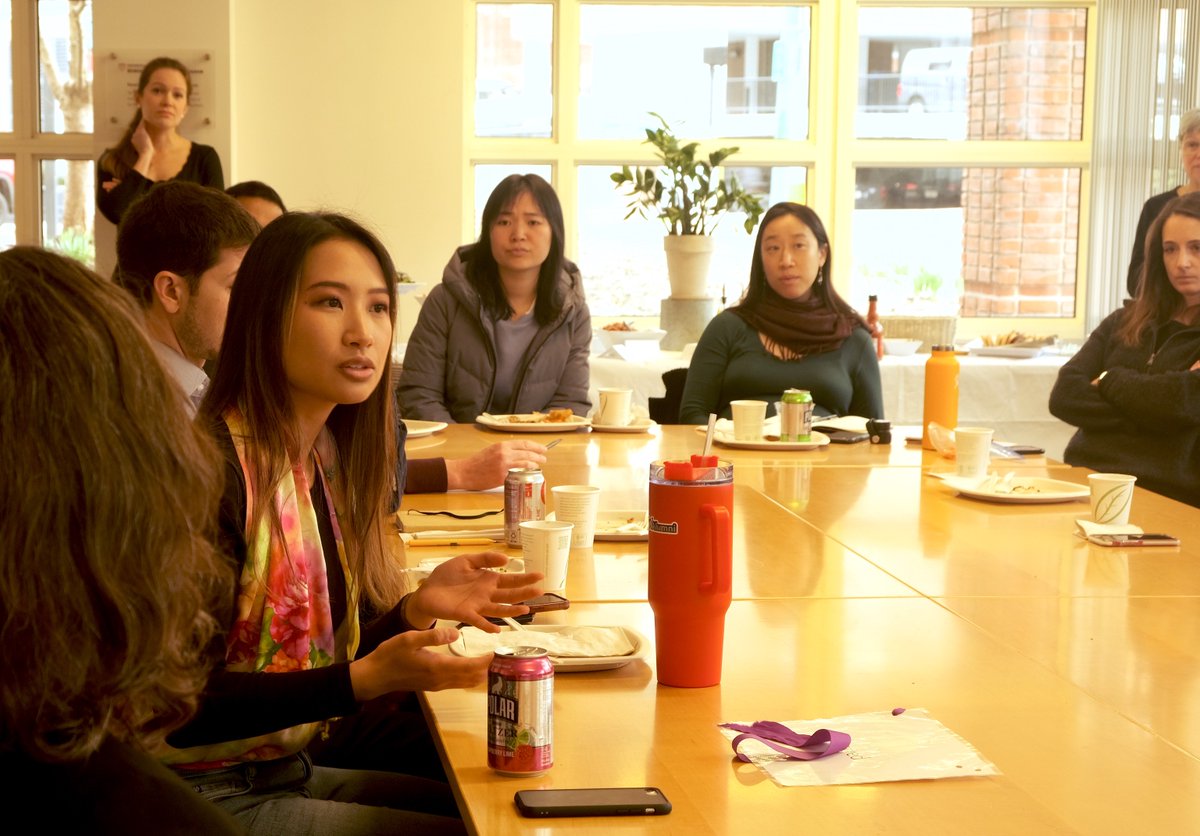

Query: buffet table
401 424 1200 835
588 351 1075 460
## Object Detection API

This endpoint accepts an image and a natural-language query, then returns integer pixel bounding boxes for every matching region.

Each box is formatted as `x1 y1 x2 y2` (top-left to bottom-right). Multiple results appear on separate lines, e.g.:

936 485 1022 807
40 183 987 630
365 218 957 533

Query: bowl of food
882 338 922 357
593 322 667 356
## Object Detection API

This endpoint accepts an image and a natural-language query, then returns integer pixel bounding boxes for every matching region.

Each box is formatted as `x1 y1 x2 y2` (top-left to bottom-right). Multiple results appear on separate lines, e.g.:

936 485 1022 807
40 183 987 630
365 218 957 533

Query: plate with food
968 332 1054 359
449 624 649 672
549 509 648 541
477 410 591 433
940 474 1088 504
402 419 448 439
709 429 831 451
593 324 667 356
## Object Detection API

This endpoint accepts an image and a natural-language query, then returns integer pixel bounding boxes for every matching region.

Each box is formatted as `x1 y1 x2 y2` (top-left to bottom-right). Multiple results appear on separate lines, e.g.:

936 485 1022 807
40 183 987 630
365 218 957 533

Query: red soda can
487 646 553 775
504 468 546 547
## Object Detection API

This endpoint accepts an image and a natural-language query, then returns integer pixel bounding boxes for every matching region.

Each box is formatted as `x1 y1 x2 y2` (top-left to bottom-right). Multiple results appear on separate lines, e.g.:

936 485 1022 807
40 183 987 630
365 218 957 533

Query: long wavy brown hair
200 212 405 611
0 247 229 762
100 57 192 181
1119 191 1200 345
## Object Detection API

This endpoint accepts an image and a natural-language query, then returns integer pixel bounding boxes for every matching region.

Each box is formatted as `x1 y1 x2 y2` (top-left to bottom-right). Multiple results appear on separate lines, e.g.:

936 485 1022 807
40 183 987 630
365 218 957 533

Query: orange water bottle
867 295 884 360
922 345 959 450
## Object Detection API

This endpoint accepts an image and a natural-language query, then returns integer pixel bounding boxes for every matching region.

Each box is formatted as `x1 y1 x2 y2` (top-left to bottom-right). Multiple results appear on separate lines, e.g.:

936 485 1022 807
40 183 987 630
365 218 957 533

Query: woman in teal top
679 202 883 423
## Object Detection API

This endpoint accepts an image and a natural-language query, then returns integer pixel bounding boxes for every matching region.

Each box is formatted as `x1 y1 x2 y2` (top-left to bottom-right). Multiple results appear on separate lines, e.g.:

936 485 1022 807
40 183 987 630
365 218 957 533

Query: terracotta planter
663 234 715 299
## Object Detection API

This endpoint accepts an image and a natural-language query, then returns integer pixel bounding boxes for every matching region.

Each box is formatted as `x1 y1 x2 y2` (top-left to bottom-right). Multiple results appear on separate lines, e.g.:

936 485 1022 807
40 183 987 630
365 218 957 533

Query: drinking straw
703 413 717 457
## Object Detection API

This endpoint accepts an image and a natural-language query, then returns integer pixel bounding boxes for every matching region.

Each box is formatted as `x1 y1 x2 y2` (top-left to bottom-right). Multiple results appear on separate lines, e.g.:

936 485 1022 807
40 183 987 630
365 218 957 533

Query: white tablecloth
588 350 1076 461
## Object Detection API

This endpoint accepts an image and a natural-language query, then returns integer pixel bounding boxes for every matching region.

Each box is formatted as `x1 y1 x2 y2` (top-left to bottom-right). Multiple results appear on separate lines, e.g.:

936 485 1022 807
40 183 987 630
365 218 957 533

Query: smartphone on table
514 787 672 818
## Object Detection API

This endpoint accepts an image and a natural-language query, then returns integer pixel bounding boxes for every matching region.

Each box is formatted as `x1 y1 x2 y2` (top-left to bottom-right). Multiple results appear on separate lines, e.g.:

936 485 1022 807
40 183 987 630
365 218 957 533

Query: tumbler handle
698 504 731 595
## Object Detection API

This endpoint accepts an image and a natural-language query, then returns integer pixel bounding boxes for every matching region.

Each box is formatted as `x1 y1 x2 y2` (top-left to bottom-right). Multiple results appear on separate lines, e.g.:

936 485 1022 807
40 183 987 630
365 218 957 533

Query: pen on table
407 538 496 547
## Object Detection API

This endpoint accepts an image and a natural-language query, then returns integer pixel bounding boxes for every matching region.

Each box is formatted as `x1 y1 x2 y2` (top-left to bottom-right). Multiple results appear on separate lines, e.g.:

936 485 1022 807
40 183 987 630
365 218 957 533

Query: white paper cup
1088 473 1137 525
954 427 994 479
520 520 573 591
596 388 633 427
551 485 601 549
730 399 767 441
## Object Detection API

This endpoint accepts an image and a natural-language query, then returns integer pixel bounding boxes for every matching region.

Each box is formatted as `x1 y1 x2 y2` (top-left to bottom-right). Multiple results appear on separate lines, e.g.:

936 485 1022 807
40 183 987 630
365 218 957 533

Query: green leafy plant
611 112 765 236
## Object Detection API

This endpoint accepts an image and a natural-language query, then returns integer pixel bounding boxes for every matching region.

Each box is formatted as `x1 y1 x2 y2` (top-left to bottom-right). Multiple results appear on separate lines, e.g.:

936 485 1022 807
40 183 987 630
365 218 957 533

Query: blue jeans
181 751 465 835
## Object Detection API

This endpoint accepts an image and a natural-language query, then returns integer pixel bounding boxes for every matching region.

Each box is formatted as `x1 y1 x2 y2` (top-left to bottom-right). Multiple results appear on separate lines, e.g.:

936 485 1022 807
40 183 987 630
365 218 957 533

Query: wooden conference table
399 424 1200 835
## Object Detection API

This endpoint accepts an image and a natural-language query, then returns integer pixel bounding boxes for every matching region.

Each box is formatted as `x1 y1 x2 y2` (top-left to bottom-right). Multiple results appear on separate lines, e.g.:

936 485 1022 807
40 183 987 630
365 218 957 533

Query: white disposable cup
551 485 601 549
730 399 767 441
520 520 573 591
596 388 633 427
1088 473 1137 525
954 427 994 479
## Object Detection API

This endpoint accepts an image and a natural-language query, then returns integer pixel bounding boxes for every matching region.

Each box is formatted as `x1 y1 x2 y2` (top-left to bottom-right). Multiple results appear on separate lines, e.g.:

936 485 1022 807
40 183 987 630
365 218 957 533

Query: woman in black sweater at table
1051 192 1200 507
173 212 541 833
97 57 223 225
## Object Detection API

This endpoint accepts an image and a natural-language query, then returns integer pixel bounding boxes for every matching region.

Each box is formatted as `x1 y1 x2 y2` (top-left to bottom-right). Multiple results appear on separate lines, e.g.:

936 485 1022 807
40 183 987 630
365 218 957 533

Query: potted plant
611 113 765 299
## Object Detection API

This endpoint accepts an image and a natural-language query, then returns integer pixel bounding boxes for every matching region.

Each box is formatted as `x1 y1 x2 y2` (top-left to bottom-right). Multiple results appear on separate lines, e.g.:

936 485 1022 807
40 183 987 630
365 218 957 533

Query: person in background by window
0 247 241 834
398 174 591 422
97 57 224 225
227 180 286 227
1126 108 1200 297
680 202 883 424
1051 192 1200 508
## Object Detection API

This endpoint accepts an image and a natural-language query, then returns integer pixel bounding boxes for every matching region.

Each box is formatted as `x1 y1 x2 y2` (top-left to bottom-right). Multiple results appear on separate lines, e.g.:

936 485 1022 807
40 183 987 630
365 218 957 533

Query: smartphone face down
515 787 671 818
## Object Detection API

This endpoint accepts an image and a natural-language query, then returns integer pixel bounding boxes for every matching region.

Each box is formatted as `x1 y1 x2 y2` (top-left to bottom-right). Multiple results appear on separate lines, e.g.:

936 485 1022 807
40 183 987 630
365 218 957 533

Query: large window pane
579 5 811 140
473 163 553 236
37 0 93 134
475 4 552 138
41 158 94 267
856 8 1086 141
852 166 1079 318
579 165 806 316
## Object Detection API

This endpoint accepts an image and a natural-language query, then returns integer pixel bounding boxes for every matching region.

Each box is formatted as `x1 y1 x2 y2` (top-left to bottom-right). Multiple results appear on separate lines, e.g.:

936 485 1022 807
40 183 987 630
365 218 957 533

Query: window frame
464 0 1098 337
0 0 95 251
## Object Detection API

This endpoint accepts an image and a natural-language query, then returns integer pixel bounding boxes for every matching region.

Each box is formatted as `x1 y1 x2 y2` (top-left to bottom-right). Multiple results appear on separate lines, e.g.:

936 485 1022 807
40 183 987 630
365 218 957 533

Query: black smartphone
484 592 569 626
1090 533 1180 547
815 427 870 444
998 444 1045 456
514 787 671 818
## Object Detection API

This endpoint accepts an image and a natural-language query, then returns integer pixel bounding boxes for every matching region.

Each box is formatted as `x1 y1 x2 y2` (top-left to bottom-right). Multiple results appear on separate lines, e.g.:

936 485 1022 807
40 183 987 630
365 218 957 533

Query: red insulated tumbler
647 455 733 687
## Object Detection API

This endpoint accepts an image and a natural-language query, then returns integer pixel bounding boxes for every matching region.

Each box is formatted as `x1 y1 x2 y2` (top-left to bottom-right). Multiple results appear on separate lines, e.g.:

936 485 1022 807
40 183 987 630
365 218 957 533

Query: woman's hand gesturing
406 551 543 633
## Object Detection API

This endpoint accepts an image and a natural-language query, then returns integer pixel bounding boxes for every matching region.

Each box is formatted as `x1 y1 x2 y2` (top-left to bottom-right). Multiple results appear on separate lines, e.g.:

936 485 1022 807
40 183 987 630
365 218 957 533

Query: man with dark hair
116 181 259 410
226 180 286 227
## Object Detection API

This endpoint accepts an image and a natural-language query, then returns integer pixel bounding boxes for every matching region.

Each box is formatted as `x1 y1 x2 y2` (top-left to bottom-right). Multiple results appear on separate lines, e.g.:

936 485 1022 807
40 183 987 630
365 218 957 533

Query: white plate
969 346 1045 359
548 509 648 542
402 419 448 439
711 429 831 451
590 417 657 434
941 475 1088 504
449 625 649 672
477 413 591 433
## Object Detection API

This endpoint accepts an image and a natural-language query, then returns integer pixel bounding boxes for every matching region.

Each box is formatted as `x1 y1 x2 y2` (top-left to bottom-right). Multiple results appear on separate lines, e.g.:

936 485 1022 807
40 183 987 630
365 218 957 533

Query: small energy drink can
779 389 813 442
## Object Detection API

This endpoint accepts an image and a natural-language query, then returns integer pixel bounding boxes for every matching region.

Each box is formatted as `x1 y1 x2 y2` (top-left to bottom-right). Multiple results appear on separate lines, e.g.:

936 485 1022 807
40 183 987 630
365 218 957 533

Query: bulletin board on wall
97 51 217 145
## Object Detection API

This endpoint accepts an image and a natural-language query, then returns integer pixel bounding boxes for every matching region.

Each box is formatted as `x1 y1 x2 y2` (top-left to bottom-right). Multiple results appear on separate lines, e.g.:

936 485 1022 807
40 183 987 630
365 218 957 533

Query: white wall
230 0 465 282
93 0 465 284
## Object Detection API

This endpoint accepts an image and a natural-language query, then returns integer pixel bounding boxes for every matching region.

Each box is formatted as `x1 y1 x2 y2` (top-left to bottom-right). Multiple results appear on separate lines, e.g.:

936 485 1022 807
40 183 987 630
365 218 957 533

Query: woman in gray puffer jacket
398 174 592 423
